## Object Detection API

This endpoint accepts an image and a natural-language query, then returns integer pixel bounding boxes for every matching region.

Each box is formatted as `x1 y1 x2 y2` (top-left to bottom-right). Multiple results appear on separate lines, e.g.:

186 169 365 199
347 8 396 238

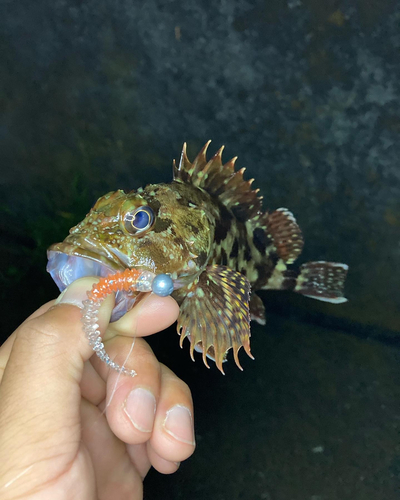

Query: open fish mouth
47 243 137 322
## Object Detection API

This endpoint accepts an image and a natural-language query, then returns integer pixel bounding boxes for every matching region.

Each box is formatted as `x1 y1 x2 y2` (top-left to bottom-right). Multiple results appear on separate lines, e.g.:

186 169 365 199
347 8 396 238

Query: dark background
1 1 399 499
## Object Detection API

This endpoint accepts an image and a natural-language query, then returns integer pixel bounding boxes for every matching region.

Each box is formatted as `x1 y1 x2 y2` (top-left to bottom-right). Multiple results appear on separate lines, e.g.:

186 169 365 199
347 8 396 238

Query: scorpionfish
47 142 348 373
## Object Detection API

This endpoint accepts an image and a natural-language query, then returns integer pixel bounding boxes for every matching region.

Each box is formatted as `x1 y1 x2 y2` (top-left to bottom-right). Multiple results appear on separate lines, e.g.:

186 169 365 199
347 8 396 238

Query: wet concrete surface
2 0 400 331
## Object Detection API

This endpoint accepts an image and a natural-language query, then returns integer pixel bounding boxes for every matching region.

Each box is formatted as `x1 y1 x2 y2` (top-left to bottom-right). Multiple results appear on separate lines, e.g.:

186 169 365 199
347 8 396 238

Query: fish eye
123 206 154 234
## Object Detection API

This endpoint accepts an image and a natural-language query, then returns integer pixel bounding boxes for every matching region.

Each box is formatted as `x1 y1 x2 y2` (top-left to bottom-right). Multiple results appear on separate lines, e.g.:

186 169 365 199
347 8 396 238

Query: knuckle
177 379 191 399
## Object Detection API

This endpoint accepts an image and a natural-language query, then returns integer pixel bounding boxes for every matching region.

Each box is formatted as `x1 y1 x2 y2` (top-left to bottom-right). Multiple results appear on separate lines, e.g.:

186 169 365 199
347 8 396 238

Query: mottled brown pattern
49 142 348 372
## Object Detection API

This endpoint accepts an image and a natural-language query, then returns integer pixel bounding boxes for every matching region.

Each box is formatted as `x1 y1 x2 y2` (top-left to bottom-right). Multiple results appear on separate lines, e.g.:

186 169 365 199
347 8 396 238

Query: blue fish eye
124 206 154 233
133 210 150 229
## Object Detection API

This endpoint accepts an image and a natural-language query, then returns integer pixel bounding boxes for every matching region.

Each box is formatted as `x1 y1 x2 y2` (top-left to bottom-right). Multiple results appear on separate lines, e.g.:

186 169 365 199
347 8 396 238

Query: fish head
47 182 215 319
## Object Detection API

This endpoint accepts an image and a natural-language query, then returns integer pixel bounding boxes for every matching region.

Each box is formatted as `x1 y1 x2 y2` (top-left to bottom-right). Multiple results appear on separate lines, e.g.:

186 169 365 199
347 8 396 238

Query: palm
48 403 144 500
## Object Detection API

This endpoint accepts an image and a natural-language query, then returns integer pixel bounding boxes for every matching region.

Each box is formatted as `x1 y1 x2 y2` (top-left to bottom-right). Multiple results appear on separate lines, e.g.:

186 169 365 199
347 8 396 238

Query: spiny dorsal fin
173 141 263 221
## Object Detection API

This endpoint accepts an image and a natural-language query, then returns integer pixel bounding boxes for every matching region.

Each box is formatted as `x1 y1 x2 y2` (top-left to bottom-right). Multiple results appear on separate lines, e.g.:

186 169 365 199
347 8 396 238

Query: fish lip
47 241 125 272
47 243 137 322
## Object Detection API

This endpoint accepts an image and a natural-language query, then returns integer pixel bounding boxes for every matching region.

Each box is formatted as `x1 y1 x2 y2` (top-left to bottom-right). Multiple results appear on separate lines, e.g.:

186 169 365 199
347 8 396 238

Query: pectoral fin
177 265 253 373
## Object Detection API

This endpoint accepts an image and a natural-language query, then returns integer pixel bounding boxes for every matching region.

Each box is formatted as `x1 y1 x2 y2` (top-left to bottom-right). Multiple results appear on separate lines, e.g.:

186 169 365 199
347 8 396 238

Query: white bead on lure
81 270 174 377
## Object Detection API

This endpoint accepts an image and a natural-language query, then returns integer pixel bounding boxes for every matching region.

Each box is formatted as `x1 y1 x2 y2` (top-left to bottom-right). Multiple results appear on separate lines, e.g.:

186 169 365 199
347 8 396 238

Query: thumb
1 276 114 388
0 278 114 482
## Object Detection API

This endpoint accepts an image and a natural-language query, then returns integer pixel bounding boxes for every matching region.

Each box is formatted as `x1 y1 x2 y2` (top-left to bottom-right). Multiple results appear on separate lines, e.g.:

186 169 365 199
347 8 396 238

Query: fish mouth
47 242 137 322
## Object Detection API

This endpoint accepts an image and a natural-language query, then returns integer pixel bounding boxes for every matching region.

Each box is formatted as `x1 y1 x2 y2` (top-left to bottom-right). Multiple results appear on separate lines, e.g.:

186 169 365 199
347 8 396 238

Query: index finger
56 276 179 340
108 293 179 340
0 278 179 385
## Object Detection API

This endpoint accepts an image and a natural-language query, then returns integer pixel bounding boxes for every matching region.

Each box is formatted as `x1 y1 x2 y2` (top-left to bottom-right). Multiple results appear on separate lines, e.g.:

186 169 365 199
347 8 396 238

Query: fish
47 141 348 373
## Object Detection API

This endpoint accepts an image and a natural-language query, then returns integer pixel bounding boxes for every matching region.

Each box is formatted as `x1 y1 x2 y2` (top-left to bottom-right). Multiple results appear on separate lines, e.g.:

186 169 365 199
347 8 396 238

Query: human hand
0 277 195 500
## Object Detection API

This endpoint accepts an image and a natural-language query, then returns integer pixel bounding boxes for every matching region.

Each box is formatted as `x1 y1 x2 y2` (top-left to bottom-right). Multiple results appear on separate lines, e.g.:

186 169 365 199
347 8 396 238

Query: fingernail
123 388 156 433
163 405 195 445
54 278 98 309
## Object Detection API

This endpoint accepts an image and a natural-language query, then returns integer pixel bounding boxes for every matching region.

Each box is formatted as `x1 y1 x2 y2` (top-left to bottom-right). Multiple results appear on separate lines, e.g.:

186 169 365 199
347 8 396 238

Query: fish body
47 142 348 372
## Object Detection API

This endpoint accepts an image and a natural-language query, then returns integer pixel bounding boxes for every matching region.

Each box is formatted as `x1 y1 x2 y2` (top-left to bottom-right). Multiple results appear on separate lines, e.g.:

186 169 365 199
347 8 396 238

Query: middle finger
92 335 162 445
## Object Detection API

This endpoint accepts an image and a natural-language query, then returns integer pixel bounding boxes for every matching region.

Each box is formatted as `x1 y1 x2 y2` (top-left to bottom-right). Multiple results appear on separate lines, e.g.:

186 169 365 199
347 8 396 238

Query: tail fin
284 261 348 304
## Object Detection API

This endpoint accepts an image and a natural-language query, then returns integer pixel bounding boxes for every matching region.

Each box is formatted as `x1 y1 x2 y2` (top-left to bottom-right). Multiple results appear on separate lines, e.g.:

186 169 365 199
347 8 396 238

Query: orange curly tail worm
81 269 174 377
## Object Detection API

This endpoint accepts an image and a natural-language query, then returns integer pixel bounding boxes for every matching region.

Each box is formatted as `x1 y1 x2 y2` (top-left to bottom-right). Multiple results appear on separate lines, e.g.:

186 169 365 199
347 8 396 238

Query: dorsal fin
266 208 304 264
173 141 263 221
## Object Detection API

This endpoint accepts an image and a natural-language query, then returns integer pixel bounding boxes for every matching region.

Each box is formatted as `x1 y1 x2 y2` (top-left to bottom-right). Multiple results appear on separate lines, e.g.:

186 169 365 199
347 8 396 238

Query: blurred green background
1 1 399 498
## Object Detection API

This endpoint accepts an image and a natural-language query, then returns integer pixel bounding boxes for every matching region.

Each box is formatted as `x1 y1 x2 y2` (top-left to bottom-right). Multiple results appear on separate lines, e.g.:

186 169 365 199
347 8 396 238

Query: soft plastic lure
81 269 174 377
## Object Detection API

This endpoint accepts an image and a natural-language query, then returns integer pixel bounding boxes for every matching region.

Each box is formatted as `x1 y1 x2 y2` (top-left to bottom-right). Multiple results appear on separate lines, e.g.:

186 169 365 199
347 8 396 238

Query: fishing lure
81 269 174 376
